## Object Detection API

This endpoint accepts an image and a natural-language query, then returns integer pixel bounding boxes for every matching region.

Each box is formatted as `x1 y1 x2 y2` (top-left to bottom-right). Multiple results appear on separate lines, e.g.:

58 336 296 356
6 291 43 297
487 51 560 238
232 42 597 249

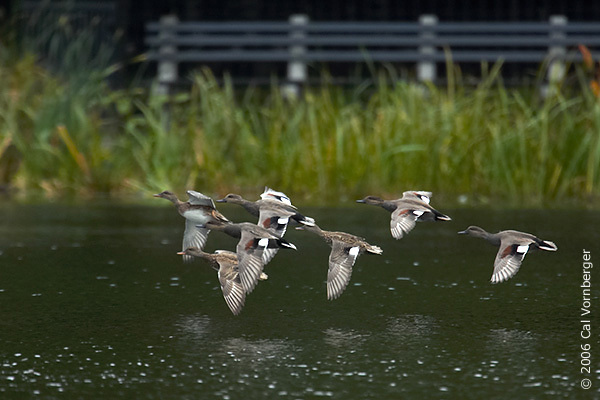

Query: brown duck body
178 247 246 315
154 190 229 262
458 226 558 283
204 220 296 294
357 191 451 239
297 223 383 300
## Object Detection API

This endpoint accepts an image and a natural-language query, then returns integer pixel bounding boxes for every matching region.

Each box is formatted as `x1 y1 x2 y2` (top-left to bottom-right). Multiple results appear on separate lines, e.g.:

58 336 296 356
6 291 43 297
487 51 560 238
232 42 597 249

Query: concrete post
156 15 179 96
546 15 567 93
418 15 438 82
283 14 309 98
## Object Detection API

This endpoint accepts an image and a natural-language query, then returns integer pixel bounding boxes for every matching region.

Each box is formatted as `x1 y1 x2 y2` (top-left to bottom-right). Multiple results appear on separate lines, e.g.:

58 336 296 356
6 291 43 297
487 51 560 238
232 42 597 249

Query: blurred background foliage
1 4 600 207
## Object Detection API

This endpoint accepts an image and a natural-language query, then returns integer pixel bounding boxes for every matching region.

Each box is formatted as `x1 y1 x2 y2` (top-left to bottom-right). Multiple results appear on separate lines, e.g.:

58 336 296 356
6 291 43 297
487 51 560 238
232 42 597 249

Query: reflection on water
386 314 437 342
0 204 598 398
323 327 368 350
177 314 211 338
487 328 537 352
216 337 292 361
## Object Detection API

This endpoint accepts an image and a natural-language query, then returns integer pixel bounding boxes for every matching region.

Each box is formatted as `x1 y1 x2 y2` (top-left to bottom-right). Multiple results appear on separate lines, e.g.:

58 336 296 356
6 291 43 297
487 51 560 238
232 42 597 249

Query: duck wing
257 207 291 238
235 232 270 293
245 223 296 264
186 190 217 208
217 266 246 315
260 187 294 206
259 235 298 265
326 240 360 300
389 208 421 239
182 219 210 263
402 191 432 204
491 242 530 283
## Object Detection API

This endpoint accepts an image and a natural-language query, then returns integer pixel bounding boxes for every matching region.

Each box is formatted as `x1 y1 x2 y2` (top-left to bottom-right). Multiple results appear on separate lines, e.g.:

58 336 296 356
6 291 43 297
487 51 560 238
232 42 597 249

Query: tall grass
112 66 600 207
1 25 600 206
0 5 125 196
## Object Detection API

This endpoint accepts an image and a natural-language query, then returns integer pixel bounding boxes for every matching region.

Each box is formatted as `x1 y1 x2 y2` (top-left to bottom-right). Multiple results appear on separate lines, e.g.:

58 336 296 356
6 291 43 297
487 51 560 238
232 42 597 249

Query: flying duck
201 220 297 293
356 191 451 239
296 221 383 300
154 190 229 262
458 225 558 283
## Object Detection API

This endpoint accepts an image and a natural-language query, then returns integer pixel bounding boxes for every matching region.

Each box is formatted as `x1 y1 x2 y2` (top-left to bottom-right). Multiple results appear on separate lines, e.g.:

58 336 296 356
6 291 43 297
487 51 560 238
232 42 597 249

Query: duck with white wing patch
296 221 383 300
458 226 558 283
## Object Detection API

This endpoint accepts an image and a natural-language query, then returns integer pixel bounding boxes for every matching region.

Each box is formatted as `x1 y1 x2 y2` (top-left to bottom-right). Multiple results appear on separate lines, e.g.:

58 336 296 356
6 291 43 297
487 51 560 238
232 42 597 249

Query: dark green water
0 203 598 399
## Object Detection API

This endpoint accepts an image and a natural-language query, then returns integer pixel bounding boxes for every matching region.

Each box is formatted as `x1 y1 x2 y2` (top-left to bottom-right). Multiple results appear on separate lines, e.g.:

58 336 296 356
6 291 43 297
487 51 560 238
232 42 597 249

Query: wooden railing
145 14 600 94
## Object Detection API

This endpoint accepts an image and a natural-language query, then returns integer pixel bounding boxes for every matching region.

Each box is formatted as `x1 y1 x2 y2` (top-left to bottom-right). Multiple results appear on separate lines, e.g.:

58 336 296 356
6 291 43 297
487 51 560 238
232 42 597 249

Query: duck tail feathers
539 240 558 251
367 245 383 255
298 218 316 227
297 215 316 226
259 272 269 281
435 211 451 221
278 238 297 250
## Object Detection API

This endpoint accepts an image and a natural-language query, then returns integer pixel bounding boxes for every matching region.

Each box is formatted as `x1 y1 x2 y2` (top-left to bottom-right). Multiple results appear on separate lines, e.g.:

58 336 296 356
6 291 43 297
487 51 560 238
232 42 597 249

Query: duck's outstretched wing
389 208 420 239
217 269 246 315
187 190 216 208
260 187 294 206
235 236 269 294
491 243 529 283
402 190 433 204
326 241 360 300
182 219 210 263
258 209 290 238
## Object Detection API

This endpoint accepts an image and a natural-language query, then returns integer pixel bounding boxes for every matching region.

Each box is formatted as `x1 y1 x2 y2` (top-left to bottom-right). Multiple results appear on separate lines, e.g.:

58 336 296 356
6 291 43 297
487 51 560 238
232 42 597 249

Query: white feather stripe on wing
258 210 289 238
262 248 279 265
390 209 418 239
491 245 528 283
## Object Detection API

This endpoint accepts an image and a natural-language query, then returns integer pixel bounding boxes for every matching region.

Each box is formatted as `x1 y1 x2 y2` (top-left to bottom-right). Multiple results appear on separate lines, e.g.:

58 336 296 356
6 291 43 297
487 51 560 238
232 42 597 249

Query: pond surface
0 202 598 399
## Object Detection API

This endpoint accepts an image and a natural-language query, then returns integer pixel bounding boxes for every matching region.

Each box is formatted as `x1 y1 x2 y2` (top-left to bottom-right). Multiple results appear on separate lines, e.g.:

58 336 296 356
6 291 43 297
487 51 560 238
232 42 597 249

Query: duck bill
457 230 468 235
176 251 186 255
355 199 366 203
152 193 162 198
215 198 226 203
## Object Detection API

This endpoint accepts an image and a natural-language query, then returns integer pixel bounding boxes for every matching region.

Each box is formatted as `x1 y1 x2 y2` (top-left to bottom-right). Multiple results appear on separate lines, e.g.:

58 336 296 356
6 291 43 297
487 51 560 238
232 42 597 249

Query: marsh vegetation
1 17 599 207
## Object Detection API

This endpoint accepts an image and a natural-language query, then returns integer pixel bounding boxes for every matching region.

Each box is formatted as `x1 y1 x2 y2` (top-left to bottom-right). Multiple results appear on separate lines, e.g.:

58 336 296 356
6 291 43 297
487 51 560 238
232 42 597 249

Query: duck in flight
356 191 451 239
458 226 558 283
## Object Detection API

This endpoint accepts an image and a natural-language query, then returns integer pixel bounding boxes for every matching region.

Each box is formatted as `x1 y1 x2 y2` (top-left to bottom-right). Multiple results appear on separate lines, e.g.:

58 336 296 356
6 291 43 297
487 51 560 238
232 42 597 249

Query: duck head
356 196 384 205
177 247 203 257
458 226 488 237
153 190 179 203
216 193 245 204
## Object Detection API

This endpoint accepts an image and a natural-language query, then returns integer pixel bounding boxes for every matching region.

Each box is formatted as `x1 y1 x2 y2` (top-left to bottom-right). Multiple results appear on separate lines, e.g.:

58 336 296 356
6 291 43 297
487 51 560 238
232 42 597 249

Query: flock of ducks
155 187 558 315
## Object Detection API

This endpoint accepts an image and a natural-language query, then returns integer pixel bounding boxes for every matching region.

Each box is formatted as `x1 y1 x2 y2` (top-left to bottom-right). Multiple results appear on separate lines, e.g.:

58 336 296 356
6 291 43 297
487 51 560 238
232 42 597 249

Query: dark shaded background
4 0 600 85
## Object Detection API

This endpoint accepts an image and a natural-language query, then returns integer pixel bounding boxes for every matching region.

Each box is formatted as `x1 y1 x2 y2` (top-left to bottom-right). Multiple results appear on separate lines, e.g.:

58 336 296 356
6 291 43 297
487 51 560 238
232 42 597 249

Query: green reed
1 42 600 206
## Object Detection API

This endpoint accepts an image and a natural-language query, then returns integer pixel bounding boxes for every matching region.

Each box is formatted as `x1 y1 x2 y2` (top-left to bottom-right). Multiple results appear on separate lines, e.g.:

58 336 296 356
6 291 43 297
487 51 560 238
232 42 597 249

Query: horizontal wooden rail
145 14 600 95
